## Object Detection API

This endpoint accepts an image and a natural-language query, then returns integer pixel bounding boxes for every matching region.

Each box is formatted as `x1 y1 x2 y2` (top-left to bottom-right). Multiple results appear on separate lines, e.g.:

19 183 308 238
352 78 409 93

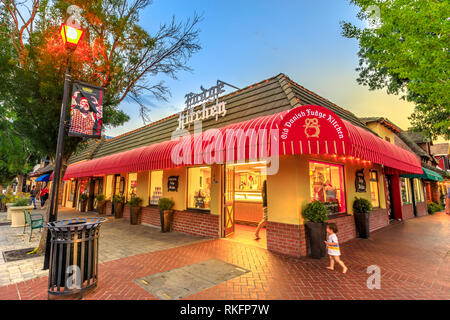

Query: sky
105 0 434 141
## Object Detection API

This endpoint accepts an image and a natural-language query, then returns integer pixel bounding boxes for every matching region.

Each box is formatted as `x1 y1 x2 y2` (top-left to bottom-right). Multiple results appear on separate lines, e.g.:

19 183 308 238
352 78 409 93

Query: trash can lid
47 217 106 231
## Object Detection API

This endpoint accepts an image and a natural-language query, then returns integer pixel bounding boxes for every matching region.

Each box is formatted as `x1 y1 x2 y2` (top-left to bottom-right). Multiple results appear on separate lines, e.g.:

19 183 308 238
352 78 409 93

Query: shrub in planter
95 194 107 215
12 198 30 207
158 198 175 232
79 193 89 212
302 201 328 259
353 197 373 238
427 202 443 214
128 197 143 225
112 194 125 218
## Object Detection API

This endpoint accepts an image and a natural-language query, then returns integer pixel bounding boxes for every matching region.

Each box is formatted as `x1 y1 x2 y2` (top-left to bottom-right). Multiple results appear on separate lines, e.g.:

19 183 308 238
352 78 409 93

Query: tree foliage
0 0 202 163
341 0 449 140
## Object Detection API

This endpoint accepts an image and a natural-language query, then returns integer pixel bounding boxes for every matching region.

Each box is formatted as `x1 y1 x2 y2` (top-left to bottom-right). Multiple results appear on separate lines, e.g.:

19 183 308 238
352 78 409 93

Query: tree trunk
35 158 68 254
17 174 24 193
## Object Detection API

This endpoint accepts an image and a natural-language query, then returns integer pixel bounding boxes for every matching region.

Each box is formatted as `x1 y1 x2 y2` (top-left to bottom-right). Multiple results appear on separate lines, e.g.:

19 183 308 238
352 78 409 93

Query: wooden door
223 165 235 237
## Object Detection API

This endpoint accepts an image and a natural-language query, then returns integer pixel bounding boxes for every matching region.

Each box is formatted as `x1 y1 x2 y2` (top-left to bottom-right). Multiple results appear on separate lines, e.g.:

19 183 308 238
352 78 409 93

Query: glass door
223 165 235 237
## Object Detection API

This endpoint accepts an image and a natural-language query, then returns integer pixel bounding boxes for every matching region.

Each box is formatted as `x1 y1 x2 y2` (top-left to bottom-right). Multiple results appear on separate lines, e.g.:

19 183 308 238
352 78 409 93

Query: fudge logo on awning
281 105 347 141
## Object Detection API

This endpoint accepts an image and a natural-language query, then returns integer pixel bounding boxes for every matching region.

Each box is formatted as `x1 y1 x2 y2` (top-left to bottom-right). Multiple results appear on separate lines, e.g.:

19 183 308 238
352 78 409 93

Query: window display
149 170 163 205
309 161 346 214
127 173 137 200
234 166 266 202
187 167 211 209
400 177 411 204
69 180 76 201
413 178 424 202
369 171 380 207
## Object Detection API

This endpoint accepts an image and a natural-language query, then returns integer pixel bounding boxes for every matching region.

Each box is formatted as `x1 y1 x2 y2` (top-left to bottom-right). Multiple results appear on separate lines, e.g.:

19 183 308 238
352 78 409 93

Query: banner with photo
68 81 104 138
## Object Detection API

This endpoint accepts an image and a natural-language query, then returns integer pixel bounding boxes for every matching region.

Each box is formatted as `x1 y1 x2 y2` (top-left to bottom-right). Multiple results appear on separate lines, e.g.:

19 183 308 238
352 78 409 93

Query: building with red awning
61 74 424 258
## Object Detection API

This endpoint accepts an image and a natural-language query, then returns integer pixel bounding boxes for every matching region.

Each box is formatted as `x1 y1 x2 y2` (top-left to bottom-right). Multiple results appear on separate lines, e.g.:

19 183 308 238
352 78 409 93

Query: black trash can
47 217 105 299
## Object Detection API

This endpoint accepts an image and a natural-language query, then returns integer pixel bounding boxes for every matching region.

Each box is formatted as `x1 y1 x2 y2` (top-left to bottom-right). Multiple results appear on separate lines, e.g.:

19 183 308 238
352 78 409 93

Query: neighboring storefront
61 74 423 258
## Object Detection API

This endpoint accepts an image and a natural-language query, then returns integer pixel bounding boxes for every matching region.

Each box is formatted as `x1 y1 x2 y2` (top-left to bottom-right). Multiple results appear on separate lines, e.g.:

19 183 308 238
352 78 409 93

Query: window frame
186 165 212 212
369 170 380 208
308 160 347 216
149 170 164 206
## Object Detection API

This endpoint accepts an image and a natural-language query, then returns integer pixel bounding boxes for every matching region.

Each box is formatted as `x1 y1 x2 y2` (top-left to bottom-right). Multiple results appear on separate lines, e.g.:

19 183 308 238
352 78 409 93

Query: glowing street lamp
59 23 84 50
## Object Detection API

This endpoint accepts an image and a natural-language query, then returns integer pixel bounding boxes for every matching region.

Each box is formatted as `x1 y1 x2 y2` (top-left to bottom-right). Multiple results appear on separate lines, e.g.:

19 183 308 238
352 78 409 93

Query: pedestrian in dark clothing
40 185 49 208
29 186 37 209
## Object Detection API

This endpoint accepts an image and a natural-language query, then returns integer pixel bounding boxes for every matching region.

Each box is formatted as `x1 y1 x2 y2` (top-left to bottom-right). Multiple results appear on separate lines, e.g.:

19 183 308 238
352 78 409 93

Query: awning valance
35 173 51 182
400 167 444 181
64 105 423 179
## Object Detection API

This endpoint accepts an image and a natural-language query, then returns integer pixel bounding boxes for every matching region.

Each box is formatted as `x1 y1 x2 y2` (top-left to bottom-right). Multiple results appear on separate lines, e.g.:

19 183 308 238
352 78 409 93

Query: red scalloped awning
64 105 422 179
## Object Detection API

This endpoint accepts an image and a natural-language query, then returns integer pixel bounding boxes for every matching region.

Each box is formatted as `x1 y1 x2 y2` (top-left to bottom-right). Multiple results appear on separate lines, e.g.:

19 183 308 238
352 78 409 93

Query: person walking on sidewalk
325 223 348 274
446 185 450 215
255 180 268 240
40 184 49 208
29 186 37 209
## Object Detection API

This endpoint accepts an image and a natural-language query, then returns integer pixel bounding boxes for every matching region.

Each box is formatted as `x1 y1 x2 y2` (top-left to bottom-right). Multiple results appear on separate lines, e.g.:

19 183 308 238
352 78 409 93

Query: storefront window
149 170 163 205
413 178 424 203
369 171 380 208
234 165 266 202
400 177 411 204
127 173 137 200
309 161 346 214
69 180 76 201
187 166 211 210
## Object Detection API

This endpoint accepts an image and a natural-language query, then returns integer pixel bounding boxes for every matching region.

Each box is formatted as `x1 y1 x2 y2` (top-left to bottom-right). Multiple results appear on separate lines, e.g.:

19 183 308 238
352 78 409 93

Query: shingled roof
359 117 402 133
68 73 373 164
430 143 450 156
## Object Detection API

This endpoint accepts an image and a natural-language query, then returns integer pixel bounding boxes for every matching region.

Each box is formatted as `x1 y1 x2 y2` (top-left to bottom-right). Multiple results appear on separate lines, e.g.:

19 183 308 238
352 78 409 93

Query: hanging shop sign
178 80 231 130
168 176 179 192
355 169 367 193
68 81 104 138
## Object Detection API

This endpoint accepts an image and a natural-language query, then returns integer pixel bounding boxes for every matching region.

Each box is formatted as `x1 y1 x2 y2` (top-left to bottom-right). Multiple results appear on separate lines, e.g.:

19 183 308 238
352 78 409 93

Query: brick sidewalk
0 212 449 300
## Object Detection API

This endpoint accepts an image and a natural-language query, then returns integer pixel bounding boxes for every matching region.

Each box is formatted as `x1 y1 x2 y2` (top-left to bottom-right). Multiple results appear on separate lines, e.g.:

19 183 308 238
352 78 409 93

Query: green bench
23 210 44 241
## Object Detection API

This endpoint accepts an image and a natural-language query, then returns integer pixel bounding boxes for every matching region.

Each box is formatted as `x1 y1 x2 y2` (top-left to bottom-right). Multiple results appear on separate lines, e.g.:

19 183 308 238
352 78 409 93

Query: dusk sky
106 0 420 139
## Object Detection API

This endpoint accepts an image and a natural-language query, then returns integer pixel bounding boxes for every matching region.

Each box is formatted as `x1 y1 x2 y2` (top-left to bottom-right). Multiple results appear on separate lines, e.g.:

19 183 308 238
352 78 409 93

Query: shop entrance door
223 165 235 237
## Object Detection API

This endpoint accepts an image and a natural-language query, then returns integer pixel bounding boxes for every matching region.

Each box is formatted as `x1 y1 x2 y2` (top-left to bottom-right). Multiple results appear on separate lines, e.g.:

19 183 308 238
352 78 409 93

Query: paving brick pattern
0 208 207 287
0 211 449 300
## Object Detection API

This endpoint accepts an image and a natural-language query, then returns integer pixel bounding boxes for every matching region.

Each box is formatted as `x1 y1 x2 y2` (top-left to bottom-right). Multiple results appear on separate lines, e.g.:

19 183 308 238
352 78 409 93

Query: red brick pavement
0 212 449 300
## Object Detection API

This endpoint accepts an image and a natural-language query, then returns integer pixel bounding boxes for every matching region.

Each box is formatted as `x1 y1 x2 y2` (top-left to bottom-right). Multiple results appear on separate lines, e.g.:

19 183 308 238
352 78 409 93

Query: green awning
401 167 444 181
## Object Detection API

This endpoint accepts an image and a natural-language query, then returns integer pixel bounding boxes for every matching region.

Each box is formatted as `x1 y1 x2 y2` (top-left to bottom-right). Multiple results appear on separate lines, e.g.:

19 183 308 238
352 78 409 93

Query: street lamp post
43 23 84 270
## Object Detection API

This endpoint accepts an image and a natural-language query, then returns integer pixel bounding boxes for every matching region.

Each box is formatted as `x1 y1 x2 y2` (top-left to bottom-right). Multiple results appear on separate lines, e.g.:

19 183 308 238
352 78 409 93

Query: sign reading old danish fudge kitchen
280 105 349 155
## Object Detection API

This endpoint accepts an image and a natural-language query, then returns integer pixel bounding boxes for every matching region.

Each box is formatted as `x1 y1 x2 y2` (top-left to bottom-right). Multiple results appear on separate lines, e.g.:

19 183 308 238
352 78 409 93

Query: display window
309 161 346 214
69 180 76 201
234 163 266 202
369 170 380 208
149 170 163 205
400 177 411 204
127 173 137 200
413 178 424 202
187 166 211 210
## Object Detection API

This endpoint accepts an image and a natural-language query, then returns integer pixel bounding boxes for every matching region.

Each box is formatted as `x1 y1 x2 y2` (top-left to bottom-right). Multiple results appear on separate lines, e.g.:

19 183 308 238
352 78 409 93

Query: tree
341 0 449 140
0 0 201 254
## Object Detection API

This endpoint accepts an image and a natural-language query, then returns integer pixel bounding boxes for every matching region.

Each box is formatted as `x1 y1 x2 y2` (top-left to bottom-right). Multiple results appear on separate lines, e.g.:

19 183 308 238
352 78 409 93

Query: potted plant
128 196 143 225
353 197 373 238
95 194 106 215
158 198 175 232
79 193 89 212
302 201 328 259
112 194 125 218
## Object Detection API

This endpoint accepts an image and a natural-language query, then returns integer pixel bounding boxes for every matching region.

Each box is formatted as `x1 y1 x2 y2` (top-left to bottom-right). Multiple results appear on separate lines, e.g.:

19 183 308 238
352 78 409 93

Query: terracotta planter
97 200 106 215
114 202 124 218
130 206 142 225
